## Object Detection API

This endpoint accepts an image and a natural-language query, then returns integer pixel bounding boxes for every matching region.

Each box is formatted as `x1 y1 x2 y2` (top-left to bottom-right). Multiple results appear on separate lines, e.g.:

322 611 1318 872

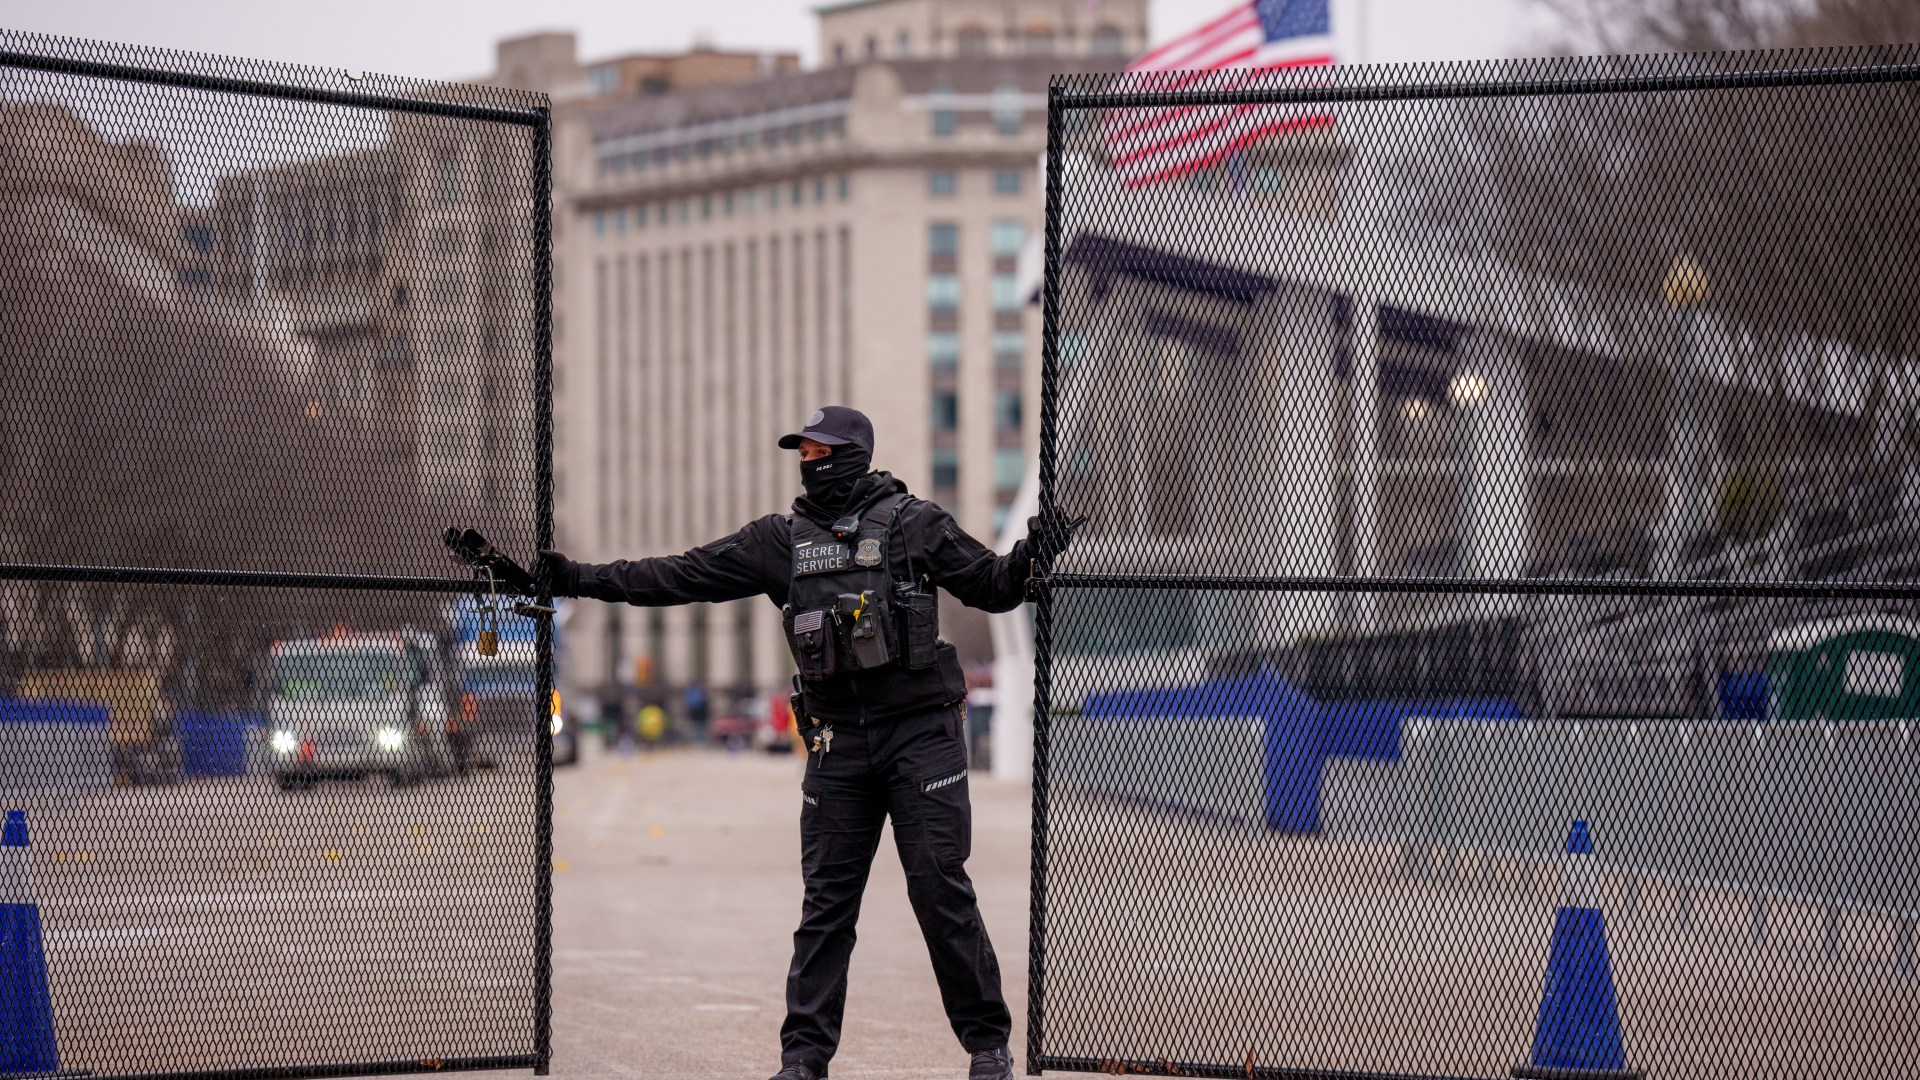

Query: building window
993 447 1025 490
932 448 960 490
833 42 847 65
926 275 961 315
594 212 606 236
932 392 959 431
1092 24 1127 57
927 331 961 371
991 274 1023 312
702 196 712 219
929 222 959 258
588 65 619 94
994 331 1024 370
746 189 757 214
1024 28 1056 55
615 209 627 232
931 88 956 137
993 85 1024 136
956 26 990 56
995 391 1022 433
838 174 850 200
929 170 957 197
438 153 461 203
769 184 779 209
1058 330 1089 371
865 36 879 59
815 178 826 203
897 30 911 55
990 220 1026 257
636 205 648 228
994 169 1022 195
792 180 805 205
724 192 734 215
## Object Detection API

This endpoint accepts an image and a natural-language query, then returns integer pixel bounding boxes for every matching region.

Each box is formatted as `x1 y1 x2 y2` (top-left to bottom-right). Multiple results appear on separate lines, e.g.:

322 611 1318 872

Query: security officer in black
537 406 1079 1080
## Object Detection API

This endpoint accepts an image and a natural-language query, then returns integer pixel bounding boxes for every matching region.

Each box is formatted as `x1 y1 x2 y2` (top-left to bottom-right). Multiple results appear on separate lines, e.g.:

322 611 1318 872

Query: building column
1245 284 1338 642
1452 331 1530 580
1653 309 1721 575
1351 295 1381 633
661 604 695 691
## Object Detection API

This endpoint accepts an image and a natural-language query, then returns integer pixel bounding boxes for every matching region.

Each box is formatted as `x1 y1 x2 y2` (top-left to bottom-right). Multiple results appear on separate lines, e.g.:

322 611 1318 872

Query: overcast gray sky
4 0 1563 82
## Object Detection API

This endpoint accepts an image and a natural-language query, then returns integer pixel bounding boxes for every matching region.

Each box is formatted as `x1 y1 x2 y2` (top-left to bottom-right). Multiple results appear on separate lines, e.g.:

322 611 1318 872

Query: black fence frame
0 43 556 1080
1027 53 1920 1080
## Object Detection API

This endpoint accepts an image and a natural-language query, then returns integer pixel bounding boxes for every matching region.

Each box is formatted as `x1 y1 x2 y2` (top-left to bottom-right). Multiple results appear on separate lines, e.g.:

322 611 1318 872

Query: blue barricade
1322 696 1526 760
175 712 260 777
0 699 110 726
1717 671 1768 721
1084 669 1325 833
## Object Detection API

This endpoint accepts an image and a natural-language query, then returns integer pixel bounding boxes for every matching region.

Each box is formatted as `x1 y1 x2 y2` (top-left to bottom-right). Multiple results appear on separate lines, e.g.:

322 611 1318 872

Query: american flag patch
793 610 826 635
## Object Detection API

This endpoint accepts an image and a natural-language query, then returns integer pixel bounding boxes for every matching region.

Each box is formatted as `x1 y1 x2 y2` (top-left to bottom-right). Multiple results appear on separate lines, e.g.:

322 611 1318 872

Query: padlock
477 600 500 656
476 566 501 656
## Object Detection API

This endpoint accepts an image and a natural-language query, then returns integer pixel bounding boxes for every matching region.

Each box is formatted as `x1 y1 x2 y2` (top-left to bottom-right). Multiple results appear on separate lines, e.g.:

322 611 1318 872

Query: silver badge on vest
854 538 883 567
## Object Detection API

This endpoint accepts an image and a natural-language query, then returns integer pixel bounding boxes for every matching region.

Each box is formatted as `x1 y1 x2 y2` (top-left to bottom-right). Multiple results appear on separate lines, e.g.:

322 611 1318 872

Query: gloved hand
534 549 575 597
1024 509 1085 559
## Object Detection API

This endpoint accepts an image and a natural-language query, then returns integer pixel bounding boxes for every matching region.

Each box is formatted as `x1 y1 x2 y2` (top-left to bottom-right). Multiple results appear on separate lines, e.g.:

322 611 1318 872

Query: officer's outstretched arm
911 502 1034 614
554 515 785 607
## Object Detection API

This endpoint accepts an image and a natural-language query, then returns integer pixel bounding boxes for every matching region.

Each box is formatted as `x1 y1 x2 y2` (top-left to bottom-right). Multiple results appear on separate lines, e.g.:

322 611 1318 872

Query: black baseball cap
778 405 874 453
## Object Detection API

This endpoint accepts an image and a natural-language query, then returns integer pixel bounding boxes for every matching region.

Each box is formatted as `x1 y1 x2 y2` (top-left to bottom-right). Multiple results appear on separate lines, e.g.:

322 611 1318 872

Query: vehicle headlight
550 712 565 737
271 730 300 755
375 726 408 752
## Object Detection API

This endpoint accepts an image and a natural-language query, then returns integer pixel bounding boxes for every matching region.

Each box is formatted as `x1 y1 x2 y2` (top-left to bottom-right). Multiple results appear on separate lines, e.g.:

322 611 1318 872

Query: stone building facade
515 0 1146 705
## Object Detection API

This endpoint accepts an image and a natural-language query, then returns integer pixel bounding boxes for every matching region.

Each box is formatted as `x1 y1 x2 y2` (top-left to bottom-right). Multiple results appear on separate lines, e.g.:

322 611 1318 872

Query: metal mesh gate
1029 47 1920 1080
0 30 552 1079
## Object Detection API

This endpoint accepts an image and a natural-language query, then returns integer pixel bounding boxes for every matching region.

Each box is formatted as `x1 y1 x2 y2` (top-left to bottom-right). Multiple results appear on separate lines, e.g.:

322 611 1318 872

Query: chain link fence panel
1030 46 1920 1080
0 29 553 1080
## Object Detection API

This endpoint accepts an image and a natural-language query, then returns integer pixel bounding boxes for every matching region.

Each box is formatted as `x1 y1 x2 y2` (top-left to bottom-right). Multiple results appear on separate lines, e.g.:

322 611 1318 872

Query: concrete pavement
549 743 1031 1080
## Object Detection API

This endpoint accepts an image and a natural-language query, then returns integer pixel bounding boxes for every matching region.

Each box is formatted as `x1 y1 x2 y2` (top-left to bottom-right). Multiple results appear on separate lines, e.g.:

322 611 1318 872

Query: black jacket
550 472 1033 723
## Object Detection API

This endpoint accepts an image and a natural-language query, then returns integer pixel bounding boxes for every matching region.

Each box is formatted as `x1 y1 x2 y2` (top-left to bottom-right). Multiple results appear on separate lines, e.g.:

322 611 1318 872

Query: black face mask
799 446 871 512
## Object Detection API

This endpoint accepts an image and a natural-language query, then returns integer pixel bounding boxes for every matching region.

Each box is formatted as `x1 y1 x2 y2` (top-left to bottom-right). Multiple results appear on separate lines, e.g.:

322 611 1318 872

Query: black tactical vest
783 494 940 681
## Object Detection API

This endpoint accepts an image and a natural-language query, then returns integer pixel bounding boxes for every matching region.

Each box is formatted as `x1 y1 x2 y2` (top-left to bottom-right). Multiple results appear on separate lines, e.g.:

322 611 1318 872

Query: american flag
1104 0 1337 187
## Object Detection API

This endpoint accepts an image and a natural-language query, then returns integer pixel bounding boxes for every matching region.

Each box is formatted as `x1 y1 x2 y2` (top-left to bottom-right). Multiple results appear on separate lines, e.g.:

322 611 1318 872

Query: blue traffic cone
1513 821 1641 1079
2 810 61 1078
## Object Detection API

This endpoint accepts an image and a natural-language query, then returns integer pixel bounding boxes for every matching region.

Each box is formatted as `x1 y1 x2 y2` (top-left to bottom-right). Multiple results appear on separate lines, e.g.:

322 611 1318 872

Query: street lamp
1447 371 1487 408
1658 254 1713 576
1662 254 1710 310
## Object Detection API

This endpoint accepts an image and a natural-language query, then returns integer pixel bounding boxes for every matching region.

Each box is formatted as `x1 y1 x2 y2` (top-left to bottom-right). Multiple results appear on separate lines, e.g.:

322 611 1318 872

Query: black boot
768 1065 823 1080
969 1047 1014 1080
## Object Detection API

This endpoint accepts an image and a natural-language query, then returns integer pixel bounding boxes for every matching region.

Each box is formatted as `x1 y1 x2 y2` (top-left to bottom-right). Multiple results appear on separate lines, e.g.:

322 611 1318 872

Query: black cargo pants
781 701 1011 1073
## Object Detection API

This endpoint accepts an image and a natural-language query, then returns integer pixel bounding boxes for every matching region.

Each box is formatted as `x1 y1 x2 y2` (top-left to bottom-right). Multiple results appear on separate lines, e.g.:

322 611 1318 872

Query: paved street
21 737 1917 1080
549 743 1033 1080
548 743 1917 1080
